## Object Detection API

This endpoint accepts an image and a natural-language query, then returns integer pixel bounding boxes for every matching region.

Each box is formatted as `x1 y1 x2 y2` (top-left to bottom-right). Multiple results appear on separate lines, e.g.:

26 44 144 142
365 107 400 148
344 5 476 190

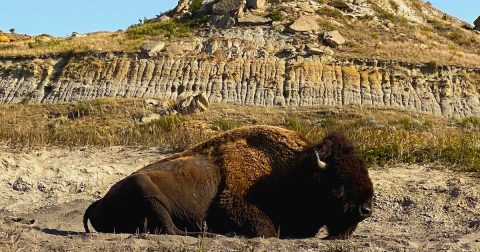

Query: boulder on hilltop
289 16 320 32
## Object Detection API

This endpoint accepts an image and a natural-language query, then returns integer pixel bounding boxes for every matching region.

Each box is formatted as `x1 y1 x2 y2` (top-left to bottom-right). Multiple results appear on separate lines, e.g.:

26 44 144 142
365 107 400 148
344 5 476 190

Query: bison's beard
325 222 358 239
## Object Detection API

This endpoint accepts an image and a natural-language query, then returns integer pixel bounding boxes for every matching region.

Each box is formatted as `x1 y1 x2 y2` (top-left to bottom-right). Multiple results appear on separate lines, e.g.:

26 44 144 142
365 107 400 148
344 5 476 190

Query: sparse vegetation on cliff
1 100 479 171
0 32 144 56
127 20 192 39
0 33 11 43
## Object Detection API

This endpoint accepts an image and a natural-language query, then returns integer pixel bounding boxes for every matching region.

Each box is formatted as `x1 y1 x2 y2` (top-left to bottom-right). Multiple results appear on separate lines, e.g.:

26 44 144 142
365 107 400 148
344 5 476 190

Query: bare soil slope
0 147 479 251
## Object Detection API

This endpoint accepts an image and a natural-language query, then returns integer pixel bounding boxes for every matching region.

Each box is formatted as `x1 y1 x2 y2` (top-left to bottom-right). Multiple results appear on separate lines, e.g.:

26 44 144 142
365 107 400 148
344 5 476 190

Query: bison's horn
315 151 327 170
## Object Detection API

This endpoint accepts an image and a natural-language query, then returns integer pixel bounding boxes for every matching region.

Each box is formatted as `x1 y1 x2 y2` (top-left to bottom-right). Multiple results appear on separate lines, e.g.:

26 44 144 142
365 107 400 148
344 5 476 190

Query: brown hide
84 125 374 239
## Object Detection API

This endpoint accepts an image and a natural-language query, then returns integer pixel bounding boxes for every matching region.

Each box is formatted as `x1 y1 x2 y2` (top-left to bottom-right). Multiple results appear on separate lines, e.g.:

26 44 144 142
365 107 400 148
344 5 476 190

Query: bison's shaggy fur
84 126 373 239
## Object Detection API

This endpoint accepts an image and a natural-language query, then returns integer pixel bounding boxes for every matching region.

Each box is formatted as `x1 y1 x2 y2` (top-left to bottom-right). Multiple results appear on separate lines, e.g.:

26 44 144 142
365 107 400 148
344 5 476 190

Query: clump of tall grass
0 100 479 171
213 118 243 131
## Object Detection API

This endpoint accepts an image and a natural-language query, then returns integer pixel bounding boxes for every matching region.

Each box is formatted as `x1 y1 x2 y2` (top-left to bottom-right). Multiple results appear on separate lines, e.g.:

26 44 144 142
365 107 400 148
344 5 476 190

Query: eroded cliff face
0 53 479 117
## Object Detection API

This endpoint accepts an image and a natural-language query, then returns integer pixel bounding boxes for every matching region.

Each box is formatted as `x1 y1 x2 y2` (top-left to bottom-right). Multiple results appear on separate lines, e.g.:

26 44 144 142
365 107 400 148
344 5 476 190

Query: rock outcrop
140 93 209 121
212 0 243 14
141 42 166 57
289 16 320 32
322 31 346 48
474 16 480 31
237 15 271 25
246 0 266 10
1 53 479 117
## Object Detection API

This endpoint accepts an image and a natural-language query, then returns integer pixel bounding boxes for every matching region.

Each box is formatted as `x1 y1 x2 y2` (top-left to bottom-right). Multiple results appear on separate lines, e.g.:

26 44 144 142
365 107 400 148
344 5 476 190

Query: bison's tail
83 201 97 233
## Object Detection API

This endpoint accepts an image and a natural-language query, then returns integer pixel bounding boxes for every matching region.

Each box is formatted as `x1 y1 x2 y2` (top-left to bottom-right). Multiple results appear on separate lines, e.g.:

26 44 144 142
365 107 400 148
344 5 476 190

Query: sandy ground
0 146 479 252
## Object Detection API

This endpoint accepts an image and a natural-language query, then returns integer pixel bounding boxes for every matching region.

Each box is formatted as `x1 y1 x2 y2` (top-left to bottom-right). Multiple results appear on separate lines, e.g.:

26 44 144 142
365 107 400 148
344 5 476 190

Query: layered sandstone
1 52 479 117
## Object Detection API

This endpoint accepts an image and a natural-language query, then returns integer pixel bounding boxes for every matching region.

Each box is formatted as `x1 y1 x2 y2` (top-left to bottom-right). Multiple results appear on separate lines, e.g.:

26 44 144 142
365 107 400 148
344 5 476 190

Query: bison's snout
358 204 372 218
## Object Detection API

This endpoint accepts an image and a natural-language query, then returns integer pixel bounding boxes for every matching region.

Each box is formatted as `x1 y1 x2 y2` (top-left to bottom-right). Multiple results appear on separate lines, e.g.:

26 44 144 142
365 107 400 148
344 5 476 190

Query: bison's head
311 132 374 239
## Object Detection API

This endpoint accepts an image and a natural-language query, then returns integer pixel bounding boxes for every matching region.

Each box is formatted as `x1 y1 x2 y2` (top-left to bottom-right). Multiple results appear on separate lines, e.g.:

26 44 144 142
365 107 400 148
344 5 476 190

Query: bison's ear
314 150 328 170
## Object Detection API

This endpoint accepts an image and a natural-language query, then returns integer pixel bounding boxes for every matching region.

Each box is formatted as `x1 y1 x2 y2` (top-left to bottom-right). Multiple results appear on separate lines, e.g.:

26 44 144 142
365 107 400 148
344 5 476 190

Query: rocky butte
0 0 479 117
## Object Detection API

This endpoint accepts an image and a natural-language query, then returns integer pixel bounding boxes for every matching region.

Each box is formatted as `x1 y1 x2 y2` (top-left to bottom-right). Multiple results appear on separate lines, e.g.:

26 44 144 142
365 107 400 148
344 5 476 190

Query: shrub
459 116 480 130
268 9 285 21
285 117 310 134
426 60 438 71
361 144 402 166
214 118 242 131
317 7 344 20
0 33 11 43
190 0 203 13
371 4 408 26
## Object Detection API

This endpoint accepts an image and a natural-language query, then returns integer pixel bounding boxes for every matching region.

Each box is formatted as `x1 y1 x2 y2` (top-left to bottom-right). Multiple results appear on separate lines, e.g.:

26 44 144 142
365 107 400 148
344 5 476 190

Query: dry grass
0 99 479 171
331 17 480 67
0 19 198 57
314 2 480 67
0 227 24 252
0 98 214 151
0 32 145 56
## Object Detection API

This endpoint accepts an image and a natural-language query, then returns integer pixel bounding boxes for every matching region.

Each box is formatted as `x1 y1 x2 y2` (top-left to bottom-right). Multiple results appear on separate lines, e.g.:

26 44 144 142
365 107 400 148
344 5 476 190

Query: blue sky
429 0 478 24
0 0 478 36
0 0 177 36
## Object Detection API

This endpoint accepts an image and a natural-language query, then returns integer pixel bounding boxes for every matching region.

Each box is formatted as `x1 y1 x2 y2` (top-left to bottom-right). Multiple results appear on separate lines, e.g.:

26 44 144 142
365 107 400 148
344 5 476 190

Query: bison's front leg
221 197 277 238
128 173 184 235
144 196 183 235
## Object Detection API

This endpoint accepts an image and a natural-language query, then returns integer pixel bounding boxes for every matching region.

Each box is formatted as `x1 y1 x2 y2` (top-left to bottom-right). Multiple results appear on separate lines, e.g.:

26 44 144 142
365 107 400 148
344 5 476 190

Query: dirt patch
0 147 479 251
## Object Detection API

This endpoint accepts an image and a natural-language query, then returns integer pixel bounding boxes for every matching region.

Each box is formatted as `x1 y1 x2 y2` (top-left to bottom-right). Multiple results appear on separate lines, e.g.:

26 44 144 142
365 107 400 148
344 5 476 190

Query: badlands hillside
0 0 479 117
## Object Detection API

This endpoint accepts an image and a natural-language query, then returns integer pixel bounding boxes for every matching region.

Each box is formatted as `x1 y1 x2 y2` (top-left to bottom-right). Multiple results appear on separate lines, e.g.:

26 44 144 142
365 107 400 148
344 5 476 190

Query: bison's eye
332 185 345 199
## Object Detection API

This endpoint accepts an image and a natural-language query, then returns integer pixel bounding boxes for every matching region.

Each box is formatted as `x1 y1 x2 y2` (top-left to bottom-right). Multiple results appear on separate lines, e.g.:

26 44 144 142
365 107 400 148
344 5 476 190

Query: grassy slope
0 1 479 67
298 0 480 67
1 99 479 171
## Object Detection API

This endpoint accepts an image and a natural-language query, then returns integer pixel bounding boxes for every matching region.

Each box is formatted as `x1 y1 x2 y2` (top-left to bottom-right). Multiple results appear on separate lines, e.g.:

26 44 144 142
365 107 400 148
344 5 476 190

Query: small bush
137 115 184 133
397 116 431 131
317 7 344 20
459 116 480 130
285 117 310 134
344 41 358 48
371 4 408 26
430 19 449 31
214 118 242 131
390 0 400 11
190 0 203 13
426 60 438 71
67 103 92 120
411 1 423 11
361 144 402 166
268 9 285 21
0 33 11 43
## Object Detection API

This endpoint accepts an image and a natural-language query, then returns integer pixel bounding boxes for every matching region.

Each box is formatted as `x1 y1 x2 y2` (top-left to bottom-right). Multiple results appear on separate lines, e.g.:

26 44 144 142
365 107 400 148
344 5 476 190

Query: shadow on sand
35 227 83 236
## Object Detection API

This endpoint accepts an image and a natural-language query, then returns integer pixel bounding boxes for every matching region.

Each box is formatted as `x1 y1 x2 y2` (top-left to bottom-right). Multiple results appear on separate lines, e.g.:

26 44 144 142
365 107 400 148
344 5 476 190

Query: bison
83 125 373 239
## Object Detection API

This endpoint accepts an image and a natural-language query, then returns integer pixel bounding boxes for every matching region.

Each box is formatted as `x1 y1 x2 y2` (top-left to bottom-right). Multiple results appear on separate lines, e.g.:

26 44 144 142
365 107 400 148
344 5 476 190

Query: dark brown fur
84 126 374 239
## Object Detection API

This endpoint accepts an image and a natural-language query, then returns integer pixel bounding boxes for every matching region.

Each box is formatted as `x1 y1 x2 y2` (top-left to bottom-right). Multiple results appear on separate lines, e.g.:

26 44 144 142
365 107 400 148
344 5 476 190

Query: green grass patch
127 20 192 39
214 118 243 131
268 9 285 21
285 117 311 135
